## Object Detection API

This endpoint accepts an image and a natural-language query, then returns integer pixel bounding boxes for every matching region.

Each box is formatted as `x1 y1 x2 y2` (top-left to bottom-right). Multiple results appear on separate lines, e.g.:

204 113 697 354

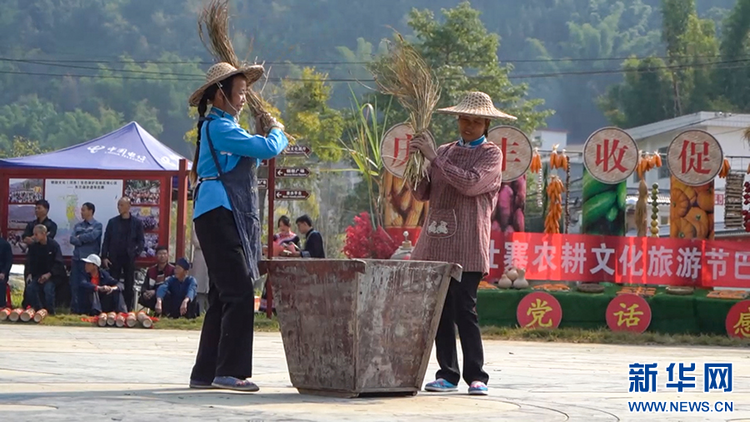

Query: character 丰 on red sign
606 294 651 333
516 292 562 329
486 126 532 182
725 300 750 338
667 130 723 187
583 127 639 184
380 123 435 178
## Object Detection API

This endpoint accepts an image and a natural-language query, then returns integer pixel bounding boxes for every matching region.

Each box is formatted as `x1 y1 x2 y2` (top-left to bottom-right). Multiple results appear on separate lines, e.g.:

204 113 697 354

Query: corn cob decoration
562 149 571 233
544 175 565 234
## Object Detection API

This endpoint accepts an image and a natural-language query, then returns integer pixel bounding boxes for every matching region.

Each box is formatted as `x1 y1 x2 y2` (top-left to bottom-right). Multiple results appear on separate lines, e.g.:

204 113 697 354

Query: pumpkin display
670 177 715 240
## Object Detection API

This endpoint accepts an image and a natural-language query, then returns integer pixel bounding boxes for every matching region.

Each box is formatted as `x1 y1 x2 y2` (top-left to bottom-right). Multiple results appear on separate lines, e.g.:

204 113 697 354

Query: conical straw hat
189 62 264 107
436 91 517 120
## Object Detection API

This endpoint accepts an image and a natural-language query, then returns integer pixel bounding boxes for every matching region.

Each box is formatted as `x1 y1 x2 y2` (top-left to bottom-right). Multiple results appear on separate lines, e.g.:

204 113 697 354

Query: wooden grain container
115 313 126 327
266 259 459 398
8 308 22 322
140 316 153 328
0 308 11 321
33 309 48 323
20 308 35 322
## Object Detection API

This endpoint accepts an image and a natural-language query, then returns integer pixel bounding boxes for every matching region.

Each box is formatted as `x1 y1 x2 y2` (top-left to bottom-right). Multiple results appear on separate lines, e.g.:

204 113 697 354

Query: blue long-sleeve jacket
0 237 12 280
69 218 103 260
80 268 122 293
193 107 288 219
157 275 197 302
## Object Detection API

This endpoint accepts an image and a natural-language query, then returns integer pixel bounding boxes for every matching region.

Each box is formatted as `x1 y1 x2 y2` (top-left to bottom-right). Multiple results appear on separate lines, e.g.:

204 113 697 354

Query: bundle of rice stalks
198 0 276 131
368 33 440 187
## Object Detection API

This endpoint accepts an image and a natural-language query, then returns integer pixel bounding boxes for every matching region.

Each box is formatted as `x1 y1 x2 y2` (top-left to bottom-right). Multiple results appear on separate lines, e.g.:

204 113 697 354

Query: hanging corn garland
651 183 660 237
549 144 566 170
634 152 662 237
531 148 543 207
544 175 565 234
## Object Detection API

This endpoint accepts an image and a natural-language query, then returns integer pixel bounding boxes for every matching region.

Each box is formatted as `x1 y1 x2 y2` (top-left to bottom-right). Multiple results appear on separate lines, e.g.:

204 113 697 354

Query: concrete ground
0 325 748 422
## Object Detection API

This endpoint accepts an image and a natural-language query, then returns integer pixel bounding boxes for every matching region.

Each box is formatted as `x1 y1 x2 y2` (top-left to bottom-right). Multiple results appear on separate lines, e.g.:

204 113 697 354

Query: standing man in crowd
69 202 102 314
139 245 174 311
155 258 198 319
24 225 65 315
0 235 12 309
22 200 57 245
101 197 144 312
282 215 325 258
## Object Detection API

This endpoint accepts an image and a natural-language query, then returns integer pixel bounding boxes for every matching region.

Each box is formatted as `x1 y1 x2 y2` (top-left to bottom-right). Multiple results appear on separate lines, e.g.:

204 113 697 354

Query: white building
531 129 568 151
625 111 750 229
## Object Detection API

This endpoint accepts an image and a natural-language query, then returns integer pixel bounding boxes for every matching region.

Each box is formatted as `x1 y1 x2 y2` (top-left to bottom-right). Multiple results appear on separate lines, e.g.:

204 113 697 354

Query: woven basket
666 286 694 296
577 283 605 294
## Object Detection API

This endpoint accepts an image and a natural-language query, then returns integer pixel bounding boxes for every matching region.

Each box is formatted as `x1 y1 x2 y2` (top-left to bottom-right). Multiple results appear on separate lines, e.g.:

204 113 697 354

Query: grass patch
481 326 750 348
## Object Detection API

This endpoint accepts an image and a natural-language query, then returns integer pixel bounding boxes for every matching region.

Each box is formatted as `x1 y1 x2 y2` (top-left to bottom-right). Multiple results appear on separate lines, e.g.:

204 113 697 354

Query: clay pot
513 269 529 289
506 269 519 281
497 275 512 289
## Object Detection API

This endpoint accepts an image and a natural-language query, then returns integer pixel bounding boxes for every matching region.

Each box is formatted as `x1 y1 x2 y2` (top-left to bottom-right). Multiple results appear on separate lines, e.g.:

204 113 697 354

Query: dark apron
195 118 262 282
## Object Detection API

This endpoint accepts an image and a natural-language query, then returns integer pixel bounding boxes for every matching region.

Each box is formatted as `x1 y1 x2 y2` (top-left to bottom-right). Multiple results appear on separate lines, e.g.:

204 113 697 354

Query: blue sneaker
424 378 458 392
469 381 488 396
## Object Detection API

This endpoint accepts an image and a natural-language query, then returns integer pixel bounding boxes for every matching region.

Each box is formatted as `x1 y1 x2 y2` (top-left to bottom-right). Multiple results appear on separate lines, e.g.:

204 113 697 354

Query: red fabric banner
489 232 750 288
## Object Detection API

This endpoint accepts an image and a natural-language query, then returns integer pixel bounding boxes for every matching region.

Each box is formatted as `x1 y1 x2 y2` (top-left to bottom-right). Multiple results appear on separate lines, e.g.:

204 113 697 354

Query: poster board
2 173 171 264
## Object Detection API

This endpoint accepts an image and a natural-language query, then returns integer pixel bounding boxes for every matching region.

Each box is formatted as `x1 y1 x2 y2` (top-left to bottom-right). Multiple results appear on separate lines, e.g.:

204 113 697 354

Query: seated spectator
138 246 174 311
281 215 325 258
155 258 198 319
79 254 126 316
24 225 65 315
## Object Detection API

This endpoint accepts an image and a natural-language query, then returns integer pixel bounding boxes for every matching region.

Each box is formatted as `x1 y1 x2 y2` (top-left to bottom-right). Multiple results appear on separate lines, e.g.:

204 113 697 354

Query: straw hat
189 62 264 107
437 91 517 120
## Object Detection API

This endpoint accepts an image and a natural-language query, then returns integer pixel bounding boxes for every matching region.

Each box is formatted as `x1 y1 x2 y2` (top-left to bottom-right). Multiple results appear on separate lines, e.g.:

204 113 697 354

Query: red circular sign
725 300 750 338
606 294 651 333
486 126 532 182
380 123 435 178
667 130 723 187
583 127 639 184
516 292 562 329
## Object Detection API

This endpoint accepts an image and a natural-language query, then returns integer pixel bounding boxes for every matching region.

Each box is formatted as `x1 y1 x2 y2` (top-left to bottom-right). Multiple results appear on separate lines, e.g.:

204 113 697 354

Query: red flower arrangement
343 212 399 259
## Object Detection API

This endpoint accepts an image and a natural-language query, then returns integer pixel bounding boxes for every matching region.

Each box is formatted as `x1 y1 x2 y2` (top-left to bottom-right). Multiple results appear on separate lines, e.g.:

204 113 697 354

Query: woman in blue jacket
187 62 288 392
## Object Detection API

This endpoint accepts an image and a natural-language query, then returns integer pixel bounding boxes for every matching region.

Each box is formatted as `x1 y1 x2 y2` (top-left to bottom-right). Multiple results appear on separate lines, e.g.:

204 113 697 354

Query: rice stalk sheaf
368 33 441 187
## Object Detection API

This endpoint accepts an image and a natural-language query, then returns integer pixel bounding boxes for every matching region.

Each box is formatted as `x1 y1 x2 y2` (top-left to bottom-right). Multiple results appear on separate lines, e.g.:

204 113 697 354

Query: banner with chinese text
490 231 750 288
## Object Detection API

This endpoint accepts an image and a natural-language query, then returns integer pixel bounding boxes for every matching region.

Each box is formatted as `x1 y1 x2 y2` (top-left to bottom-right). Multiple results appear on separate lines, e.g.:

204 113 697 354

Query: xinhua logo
628 363 732 393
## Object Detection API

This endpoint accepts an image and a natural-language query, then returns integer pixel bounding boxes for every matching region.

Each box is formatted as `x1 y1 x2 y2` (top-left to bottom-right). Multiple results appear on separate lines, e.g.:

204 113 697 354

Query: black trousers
434 271 489 386
109 257 136 312
191 207 256 382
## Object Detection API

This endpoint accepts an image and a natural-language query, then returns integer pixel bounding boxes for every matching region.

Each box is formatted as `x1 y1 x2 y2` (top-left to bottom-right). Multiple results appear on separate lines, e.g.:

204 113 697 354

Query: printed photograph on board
132 206 160 232
8 178 44 204
142 232 159 258
45 179 123 256
8 204 36 229
7 230 28 255
125 180 161 205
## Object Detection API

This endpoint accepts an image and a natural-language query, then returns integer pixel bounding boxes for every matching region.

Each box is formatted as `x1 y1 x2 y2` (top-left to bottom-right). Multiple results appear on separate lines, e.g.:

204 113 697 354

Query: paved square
0 325 748 421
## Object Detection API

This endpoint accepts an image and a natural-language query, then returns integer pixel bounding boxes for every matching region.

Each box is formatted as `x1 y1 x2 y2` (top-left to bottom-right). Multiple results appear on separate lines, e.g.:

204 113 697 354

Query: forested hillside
0 0 748 157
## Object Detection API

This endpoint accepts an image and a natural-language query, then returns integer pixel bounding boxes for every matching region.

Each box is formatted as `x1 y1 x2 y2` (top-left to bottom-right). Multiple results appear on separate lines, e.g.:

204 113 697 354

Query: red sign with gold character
725 300 750 338
606 294 651 333
516 292 562 329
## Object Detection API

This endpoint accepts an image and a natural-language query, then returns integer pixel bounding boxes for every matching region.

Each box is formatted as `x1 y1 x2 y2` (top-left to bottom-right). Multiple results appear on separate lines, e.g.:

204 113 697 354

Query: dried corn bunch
531 148 543 208
368 34 440 187
718 158 731 178
544 175 565 234
549 144 568 170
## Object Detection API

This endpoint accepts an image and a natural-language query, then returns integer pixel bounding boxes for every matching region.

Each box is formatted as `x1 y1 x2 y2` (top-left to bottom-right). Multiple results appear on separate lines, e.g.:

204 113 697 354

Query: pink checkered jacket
410 141 503 275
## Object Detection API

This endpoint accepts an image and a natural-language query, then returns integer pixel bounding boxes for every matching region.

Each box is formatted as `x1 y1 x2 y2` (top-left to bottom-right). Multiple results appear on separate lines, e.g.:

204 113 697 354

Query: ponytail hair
189 96 209 187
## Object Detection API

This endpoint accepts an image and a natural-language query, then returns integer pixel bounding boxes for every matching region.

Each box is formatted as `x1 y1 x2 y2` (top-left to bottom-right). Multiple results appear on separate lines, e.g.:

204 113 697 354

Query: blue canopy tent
0 122 192 262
